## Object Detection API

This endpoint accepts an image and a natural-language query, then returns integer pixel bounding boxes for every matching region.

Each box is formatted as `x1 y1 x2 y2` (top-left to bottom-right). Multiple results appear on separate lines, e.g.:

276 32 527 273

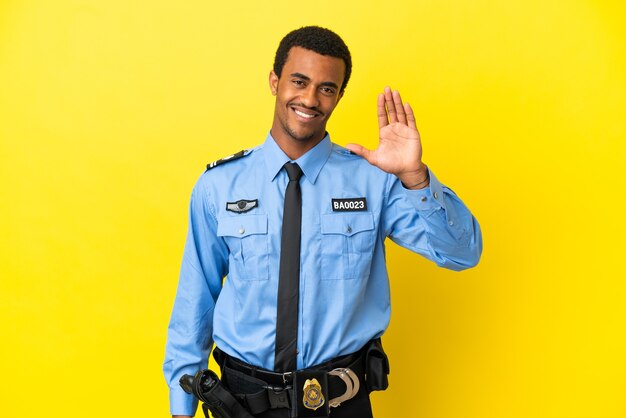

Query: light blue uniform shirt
164 133 482 415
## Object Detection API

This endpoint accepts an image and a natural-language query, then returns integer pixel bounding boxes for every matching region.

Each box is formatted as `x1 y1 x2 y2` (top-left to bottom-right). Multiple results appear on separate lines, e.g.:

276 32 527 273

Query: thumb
345 143 374 163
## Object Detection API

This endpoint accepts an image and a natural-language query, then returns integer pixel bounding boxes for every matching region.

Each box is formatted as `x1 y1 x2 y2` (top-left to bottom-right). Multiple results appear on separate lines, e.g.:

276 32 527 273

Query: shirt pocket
320 212 376 280
217 214 269 281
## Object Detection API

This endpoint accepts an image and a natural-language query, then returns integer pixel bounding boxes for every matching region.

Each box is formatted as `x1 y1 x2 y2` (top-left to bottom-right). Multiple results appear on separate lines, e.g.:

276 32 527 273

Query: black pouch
364 338 390 392
291 369 330 418
179 369 254 418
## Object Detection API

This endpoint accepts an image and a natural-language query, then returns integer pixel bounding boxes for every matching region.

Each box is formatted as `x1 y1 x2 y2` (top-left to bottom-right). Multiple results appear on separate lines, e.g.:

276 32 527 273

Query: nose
300 85 320 108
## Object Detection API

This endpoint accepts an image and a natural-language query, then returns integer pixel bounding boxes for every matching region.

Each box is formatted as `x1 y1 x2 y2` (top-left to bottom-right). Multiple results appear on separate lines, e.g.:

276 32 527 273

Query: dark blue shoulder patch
206 150 248 171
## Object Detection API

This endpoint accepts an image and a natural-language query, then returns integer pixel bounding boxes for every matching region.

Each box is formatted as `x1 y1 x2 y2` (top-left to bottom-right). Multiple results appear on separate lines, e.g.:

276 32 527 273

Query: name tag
331 198 367 212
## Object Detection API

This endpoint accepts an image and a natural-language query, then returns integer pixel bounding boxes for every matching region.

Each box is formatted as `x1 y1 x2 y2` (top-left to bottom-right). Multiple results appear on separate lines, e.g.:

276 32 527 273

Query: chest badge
331 197 367 212
303 378 325 411
226 199 258 214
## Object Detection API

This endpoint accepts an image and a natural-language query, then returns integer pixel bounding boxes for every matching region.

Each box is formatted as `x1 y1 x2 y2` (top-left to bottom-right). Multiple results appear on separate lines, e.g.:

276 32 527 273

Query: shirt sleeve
163 176 229 416
382 168 482 271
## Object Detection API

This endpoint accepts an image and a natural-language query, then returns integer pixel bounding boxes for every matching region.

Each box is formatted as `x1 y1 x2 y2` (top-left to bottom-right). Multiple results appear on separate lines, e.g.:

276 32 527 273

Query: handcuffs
328 367 361 408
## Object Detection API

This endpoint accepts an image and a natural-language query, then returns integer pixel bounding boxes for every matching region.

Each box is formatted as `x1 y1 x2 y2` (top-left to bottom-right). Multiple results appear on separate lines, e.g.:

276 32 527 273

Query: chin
286 126 321 143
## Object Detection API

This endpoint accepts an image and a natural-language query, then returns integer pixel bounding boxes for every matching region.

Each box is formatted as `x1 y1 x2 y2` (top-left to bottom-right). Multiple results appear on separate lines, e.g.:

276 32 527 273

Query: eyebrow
290 72 339 90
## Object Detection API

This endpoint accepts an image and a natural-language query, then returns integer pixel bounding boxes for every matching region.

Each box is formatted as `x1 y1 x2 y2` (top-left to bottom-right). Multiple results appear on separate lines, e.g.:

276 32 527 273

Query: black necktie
274 162 303 372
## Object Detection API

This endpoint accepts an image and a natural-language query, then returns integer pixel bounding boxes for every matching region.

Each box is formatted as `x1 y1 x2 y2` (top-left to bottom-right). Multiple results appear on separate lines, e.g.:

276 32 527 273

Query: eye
292 79 306 87
321 87 336 95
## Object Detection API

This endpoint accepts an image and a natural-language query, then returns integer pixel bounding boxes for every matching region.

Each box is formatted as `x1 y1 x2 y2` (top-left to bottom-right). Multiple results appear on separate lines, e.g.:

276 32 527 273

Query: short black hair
273 26 352 93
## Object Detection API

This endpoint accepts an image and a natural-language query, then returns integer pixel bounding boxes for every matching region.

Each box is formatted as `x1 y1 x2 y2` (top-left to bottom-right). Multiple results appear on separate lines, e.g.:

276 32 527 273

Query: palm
373 122 422 175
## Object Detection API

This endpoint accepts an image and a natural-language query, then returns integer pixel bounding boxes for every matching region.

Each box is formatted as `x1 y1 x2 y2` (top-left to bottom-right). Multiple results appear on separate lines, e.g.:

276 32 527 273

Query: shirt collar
262 132 333 184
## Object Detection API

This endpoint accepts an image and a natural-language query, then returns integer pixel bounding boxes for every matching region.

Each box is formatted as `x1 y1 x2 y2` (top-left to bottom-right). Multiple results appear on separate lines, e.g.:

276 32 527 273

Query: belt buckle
328 368 360 408
282 371 293 386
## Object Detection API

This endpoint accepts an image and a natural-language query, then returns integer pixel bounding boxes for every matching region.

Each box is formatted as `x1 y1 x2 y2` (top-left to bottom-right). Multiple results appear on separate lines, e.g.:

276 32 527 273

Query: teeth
294 109 315 119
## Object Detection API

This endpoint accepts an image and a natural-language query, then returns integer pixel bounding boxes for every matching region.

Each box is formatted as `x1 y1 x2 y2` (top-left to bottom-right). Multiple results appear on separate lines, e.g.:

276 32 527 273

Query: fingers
392 90 407 124
383 87 397 123
345 143 374 163
382 87 408 125
404 102 418 131
377 93 388 129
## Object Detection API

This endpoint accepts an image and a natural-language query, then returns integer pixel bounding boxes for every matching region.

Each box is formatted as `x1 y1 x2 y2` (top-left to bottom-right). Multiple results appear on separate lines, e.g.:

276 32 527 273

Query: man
164 26 482 418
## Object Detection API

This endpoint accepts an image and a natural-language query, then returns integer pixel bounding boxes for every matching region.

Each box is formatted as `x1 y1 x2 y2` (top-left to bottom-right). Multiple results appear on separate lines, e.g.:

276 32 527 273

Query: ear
269 70 279 96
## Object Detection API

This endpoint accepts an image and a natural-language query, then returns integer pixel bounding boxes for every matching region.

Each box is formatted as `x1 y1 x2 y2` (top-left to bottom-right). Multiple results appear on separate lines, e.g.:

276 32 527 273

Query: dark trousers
251 395 373 418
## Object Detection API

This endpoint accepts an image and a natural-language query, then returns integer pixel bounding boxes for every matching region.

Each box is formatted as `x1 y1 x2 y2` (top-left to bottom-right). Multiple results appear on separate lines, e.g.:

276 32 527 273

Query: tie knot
284 162 303 182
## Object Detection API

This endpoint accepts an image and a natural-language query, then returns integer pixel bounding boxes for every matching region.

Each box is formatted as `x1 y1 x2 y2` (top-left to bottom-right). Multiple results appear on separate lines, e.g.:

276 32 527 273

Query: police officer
164 26 482 418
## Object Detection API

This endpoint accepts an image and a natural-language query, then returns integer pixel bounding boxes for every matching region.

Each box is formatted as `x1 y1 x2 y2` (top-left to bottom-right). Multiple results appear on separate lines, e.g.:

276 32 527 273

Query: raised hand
346 87 430 189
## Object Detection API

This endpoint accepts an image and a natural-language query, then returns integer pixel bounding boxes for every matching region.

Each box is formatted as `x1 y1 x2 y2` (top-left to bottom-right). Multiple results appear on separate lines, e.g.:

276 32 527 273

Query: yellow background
1 0 625 417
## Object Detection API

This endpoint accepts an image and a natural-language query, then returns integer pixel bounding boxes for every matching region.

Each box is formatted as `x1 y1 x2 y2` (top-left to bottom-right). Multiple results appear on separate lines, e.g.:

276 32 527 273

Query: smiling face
269 46 345 158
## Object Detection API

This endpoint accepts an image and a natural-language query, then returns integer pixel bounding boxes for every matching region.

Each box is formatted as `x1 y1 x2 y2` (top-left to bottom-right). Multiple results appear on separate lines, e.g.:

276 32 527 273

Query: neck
270 130 325 160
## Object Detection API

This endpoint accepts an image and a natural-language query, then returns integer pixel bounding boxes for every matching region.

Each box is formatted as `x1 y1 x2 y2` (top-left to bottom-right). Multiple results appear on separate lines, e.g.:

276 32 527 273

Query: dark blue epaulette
206 150 249 171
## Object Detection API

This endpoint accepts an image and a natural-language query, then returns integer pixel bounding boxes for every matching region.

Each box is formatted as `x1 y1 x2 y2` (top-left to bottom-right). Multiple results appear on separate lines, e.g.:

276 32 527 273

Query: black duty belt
214 346 366 416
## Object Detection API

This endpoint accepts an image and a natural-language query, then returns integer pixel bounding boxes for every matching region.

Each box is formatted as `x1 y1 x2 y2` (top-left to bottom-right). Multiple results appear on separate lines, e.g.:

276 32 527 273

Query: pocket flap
321 213 374 236
217 214 268 238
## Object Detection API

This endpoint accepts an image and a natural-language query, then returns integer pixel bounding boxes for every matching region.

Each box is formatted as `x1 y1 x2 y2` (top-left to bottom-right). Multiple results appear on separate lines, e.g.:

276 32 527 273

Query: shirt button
346 226 352 234
448 220 454 226
433 192 439 199
238 227 245 234
421 196 427 202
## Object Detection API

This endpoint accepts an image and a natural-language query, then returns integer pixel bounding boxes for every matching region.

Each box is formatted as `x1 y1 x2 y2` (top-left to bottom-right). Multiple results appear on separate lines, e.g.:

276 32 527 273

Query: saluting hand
346 87 430 189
